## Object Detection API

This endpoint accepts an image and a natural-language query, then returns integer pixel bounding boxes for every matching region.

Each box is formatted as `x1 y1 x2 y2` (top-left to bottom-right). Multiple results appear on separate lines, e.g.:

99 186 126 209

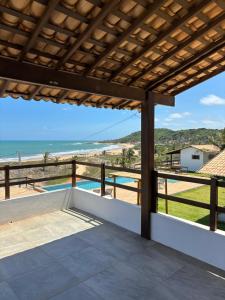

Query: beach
0 141 134 164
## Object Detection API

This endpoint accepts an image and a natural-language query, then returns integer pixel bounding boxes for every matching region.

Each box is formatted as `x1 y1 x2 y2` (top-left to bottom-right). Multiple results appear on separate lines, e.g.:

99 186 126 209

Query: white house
166 145 220 172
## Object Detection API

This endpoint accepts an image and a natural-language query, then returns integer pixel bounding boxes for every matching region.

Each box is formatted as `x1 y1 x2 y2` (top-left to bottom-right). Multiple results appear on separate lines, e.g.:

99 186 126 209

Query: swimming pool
44 176 135 192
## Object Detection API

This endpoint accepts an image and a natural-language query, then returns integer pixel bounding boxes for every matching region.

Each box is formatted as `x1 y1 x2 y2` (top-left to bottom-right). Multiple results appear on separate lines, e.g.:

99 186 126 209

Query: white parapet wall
151 212 225 271
1 187 225 271
71 188 141 234
0 189 73 225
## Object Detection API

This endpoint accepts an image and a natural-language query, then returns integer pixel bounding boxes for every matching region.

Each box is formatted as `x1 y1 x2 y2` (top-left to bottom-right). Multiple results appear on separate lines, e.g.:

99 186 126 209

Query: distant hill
103 128 223 146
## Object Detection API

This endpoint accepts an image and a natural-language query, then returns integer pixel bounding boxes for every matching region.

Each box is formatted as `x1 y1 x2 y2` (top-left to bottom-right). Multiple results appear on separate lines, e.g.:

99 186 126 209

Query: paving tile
23 226 56 244
92 234 149 261
59 246 116 280
0 247 54 281
0 282 19 300
50 283 103 300
84 261 161 300
166 264 225 300
124 250 183 280
1 232 27 248
76 224 112 245
8 262 78 300
40 235 90 259
1 209 225 300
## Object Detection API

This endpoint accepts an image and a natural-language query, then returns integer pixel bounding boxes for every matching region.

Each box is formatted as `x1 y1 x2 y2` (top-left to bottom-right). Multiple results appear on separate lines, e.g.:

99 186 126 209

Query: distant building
166 145 220 172
199 149 225 177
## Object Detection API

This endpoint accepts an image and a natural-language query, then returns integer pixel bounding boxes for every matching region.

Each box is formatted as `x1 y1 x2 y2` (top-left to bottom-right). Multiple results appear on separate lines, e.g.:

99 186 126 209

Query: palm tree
126 148 135 166
54 156 60 163
42 152 51 171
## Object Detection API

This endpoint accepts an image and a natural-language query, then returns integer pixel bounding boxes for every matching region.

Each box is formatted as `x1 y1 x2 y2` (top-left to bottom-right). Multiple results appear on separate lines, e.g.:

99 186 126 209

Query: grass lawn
158 185 225 231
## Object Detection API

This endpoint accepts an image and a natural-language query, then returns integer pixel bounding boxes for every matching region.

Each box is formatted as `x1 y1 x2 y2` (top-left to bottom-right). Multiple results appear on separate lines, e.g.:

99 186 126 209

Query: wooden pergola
0 0 224 239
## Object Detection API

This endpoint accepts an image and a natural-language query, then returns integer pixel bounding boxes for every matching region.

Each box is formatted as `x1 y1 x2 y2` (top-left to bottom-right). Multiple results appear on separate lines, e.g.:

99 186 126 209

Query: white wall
151 213 225 271
0 189 72 225
180 147 204 171
1 188 225 270
71 188 141 234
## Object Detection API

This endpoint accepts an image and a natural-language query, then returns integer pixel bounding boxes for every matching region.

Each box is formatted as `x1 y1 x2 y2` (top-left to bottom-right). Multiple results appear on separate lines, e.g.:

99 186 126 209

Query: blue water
0 140 119 162
44 177 134 192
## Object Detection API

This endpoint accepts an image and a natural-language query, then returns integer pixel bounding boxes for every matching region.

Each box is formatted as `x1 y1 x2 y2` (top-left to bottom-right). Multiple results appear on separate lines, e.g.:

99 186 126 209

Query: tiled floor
0 209 225 300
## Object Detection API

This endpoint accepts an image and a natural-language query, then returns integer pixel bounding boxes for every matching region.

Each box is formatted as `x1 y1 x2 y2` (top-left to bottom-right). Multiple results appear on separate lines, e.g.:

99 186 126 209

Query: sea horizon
0 140 120 162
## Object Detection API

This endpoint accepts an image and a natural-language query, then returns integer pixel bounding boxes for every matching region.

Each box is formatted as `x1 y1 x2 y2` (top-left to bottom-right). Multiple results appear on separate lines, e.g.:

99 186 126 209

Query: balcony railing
0 161 224 232
156 172 225 232
0 160 141 200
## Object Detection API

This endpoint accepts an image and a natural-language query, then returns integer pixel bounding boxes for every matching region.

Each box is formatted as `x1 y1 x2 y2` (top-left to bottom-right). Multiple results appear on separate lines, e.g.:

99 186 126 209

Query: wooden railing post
4 165 10 200
152 170 158 213
210 176 218 231
72 160 76 187
101 163 105 196
165 178 168 214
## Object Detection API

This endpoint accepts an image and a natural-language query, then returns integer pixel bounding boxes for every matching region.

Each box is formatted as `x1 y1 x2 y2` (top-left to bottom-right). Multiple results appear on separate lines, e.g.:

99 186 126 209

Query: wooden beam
78 95 91 106
29 85 43 100
150 92 175 106
96 96 111 107
0 80 9 97
19 0 60 61
0 57 145 102
110 0 211 80
147 38 225 90
57 90 69 103
85 1 164 75
130 12 225 85
112 99 129 109
57 0 120 68
141 91 156 239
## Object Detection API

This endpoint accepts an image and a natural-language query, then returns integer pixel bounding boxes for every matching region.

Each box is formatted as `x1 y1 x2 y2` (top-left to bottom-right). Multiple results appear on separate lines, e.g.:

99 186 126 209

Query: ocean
0 141 120 162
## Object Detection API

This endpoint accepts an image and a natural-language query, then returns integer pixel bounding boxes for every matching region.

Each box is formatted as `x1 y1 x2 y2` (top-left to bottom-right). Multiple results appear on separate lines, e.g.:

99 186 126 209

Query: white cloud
62 107 72 111
200 94 225 106
165 112 191 122
201 119 224 128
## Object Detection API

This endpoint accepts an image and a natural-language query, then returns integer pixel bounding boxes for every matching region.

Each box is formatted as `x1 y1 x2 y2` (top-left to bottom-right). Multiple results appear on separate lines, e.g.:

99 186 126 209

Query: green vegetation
158 185 225 230
105 128 223 146
210 127 225 150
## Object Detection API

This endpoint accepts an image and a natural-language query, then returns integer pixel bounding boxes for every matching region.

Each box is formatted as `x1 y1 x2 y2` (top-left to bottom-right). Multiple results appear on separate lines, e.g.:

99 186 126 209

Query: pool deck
0 209 225 300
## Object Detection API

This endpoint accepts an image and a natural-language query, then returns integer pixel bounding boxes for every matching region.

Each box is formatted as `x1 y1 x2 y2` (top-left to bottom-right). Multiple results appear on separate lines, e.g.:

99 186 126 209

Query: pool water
44 176 135 192
168 179 177 183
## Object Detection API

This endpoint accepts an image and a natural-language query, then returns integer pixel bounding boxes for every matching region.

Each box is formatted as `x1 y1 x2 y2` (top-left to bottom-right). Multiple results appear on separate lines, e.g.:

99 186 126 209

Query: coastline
0 143 134 164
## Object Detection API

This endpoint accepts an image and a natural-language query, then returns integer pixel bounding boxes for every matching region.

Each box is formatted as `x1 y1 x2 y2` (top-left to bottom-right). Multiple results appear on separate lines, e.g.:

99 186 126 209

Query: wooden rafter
110 0 211 81
85 0 164 75
147 38 225 90
174 64 225 95
130 12 225 85
96 96 111 107
78 95 92 106
57 90 69 103
163 56 225 94
0 80 9 97
112 99 128 109
56 0 120 69
29 85 43 100
19 0 60 61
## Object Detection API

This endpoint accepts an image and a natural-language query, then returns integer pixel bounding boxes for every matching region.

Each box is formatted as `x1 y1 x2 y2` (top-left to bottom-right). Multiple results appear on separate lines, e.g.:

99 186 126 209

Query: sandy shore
0 143 135 166
49 143 135 161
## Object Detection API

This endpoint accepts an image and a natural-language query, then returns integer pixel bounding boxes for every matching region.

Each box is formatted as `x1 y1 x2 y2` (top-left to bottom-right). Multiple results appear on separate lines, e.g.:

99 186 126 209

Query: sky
0 71 225 141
